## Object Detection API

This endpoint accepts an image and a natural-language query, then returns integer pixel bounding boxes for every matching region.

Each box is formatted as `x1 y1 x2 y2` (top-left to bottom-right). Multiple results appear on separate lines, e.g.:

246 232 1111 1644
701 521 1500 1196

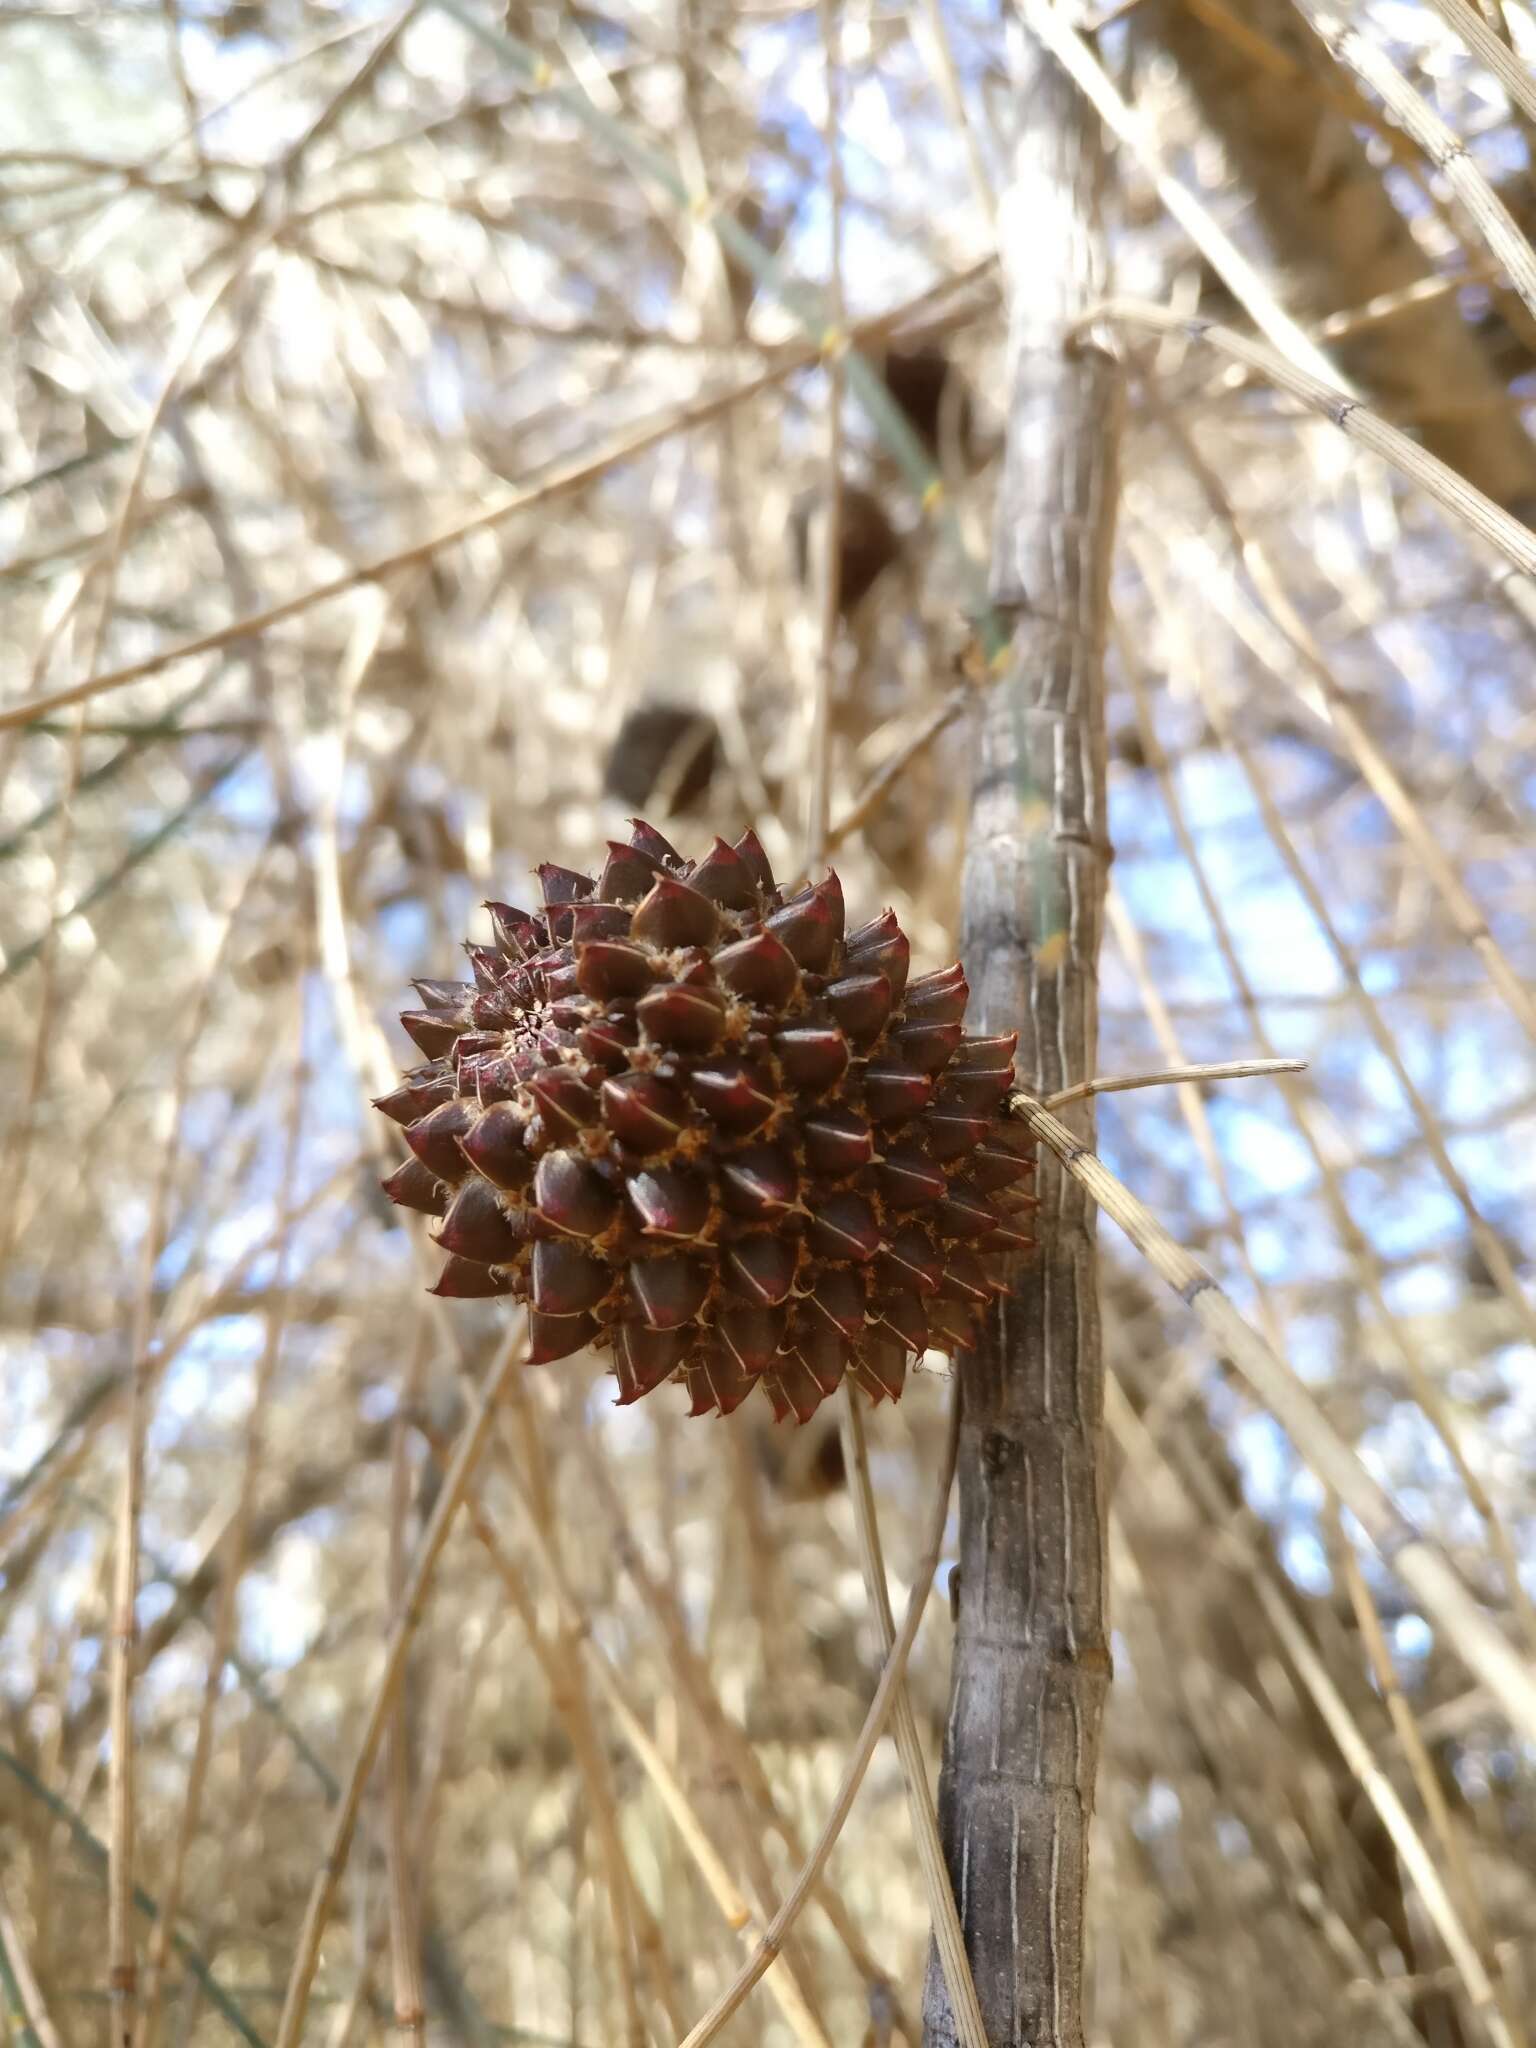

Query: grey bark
922 24 1119 2048
1147 0 1536 518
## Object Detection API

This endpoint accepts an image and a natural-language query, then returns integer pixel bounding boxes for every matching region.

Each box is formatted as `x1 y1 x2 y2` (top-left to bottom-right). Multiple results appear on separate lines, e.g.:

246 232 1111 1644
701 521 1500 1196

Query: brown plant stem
923 19 1121 2046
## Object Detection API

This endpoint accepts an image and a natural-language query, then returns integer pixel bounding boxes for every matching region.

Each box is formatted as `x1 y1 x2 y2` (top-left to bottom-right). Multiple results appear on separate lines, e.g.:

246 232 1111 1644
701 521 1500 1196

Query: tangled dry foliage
3 1 1536 2044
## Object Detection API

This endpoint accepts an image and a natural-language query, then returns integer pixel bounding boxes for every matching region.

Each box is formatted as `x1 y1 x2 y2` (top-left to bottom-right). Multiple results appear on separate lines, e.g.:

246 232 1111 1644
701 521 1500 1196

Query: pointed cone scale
688 837 758 909
373 1074 451 1126
531 1237 613 1315
688 1059 777 1133
486 902 540 958
953 1033 1018 1069
697 1347 758 1416
978 1222 1036 1255
926 1298 981 1353
614 1321 685 1403
579 1014 640 1067
825 971 893 1045
526 1308 600 1363
382 1157 448 1217
879 1224 943 1295
684 1366 720 1418
713 930 799 1007
404 1100 474 1182
773 1025 849 1091
936 1250 991 1304
936 1187 1001 1239
724 1234 797 1307
793 1322 850 1396
627 818 681 867
772 1353 833 1423
807 1191 880 1263
630 1254 710 1330
855 1337 908 1404
412 977 472 1014
401 1009 463 1059
538 862 594 908
719 1145 798 1219
940 1068 1013 1114
575 938 654 1000
466 943 504 989
602 1073 688 1154
844 912 910 999
459 1102 533 1190
801 1107 875 1177
566 901 631 946
878 1150 948 1210
968 1138 1036 1193
892 1019 964 1075
528 1067 600 1142
809 1267 866 1339
862 1064 935 1122
435 1179 525 1263
534 1150 620 1238
630 875 721 950
731 828 776 893
877 1290 929 1354
920 1110 991 1162
431 1256 514 1299
626 1166 711 1241
763 874 842 971
719 1304 789 1373
598 843 659 903
761 1373 794 1424
637 982 727 1052
901 963 968 1022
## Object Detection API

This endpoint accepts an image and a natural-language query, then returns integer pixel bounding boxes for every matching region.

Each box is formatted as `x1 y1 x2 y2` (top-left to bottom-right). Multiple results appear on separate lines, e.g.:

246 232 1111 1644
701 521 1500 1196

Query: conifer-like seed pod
379 820 1035 1420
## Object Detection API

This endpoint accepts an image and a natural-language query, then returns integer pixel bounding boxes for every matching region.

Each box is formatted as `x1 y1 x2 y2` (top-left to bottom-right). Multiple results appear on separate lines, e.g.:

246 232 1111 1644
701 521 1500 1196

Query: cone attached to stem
377 821 1036 1421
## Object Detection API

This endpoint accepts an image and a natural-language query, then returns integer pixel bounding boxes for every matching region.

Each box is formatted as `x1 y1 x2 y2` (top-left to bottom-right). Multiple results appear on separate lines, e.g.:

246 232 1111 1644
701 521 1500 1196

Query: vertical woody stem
923 19 1120 2047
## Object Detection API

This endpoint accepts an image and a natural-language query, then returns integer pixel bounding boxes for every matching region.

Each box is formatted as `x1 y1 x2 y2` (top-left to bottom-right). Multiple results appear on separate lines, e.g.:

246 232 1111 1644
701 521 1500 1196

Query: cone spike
731 828 776 893
460 1102 534 1190
382 1157 448 1217
533 1150 619 1238
713 930 799 1007
601 1073 688 1153
403 1100 474 1182
630 875 721 950
724 1235 798 1306
435 1180 524 1264
626 1166 711 1241
637 982 727 1052
688 837 758 909
531 1238 612 1315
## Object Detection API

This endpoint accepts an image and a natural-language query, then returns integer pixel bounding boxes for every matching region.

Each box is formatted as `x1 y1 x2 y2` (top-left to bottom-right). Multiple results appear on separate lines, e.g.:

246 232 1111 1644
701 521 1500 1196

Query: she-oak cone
376 821 1036 1423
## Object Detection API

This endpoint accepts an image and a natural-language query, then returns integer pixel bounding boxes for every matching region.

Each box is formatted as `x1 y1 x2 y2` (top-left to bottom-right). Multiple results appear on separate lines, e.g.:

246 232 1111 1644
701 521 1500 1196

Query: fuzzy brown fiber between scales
375 820 1037 1423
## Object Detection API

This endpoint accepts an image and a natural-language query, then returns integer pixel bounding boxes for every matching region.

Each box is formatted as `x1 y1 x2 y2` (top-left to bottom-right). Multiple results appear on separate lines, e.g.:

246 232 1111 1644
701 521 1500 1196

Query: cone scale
376 822 1036 1422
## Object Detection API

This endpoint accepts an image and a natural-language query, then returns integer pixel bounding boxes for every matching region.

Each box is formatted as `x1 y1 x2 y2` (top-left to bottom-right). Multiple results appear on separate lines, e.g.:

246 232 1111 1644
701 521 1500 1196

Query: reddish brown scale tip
627 1166 711 1241
435 1180 525 1264
601 1073 688 1153
713 929 799 1007
637 982 727 1052
531 1238 612 1316
534 1150 619 1238
688 1058 776 1132
631 875 720 950
689 836 759 909
404 1100 474 1182
626 817 682 868
382 1157 449 1217
432 1256 514 1300
382 826 1034 1424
